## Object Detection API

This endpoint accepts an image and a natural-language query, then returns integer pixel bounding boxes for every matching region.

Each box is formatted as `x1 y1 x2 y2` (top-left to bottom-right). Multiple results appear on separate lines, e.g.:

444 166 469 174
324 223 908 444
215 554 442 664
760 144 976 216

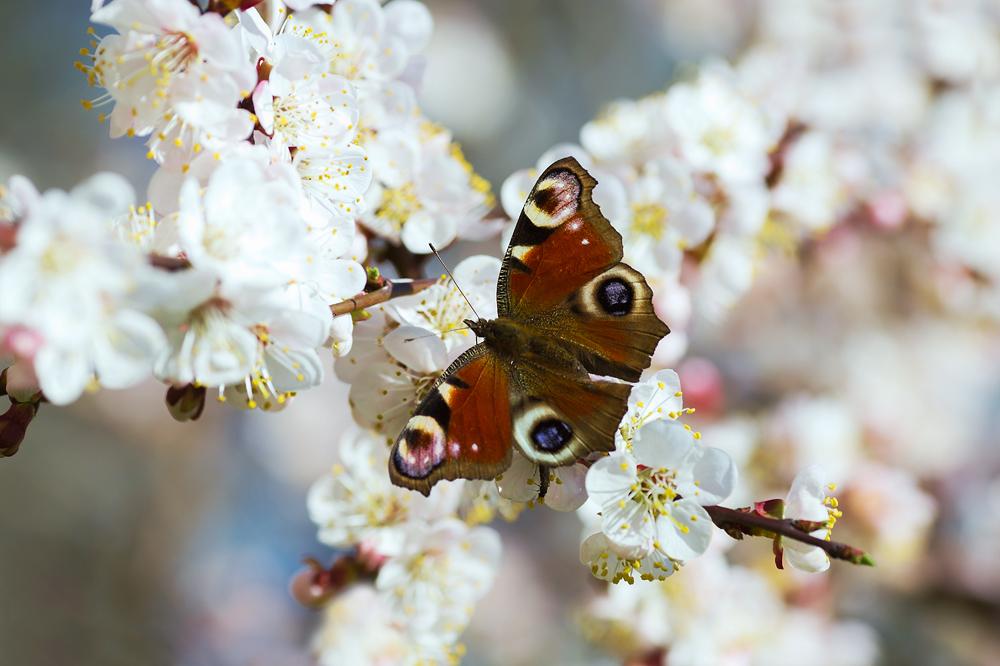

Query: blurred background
2 1 1000 665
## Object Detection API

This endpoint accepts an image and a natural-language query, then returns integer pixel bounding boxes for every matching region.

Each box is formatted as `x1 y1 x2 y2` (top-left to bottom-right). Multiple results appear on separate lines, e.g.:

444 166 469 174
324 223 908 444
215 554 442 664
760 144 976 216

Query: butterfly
388 157 670 496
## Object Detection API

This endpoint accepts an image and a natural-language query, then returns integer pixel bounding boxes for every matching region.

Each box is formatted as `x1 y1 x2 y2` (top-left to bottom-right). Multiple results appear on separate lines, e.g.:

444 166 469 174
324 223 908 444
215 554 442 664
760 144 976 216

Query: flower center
39 235 83 274
631 202 668 240
702 125 737 156
375 184 422 230
635 465 679 512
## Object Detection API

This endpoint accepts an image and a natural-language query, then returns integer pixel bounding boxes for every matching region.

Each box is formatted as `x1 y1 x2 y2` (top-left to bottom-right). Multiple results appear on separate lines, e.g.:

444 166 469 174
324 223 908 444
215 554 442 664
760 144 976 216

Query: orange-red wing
389 345 513 496
499 157 623 318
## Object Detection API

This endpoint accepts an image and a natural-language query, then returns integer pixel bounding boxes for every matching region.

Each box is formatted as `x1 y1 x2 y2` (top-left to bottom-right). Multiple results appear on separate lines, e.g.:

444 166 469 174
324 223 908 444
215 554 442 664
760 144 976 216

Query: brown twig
329 277 439 317
705 504 875 567
149 254 191 271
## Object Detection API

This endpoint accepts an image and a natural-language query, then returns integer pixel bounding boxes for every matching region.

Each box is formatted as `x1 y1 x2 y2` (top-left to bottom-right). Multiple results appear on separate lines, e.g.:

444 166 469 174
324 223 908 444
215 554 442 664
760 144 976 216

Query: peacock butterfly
388 157 670 495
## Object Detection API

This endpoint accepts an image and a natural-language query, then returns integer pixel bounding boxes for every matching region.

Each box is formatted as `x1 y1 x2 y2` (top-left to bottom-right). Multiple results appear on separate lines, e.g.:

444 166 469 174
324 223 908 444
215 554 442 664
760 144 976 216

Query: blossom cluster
1 0 495 414
7 0 998 665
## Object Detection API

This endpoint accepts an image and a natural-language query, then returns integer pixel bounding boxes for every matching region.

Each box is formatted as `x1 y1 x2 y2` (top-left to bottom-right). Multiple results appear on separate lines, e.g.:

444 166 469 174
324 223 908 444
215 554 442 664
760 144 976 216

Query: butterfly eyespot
597 277 634 316
393 416 447 479
530 419 573 452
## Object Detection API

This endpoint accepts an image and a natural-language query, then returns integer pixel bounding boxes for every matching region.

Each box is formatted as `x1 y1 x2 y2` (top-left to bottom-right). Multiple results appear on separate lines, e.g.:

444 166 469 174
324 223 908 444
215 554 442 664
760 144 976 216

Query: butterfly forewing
498 159 623 318
389 345 513 496
500 157 669 382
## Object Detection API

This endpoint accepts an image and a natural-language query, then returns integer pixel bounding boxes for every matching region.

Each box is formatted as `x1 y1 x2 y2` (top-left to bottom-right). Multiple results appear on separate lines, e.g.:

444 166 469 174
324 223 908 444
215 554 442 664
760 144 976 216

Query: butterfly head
465 317 531 355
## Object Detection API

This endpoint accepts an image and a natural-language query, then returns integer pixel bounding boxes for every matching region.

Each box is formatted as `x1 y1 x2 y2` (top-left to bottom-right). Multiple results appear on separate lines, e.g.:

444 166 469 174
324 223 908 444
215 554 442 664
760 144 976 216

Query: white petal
496 451 539 503
655 499 712 561
632 419 698 471
382 326 447 373
685 445 737 505
785 540 831 573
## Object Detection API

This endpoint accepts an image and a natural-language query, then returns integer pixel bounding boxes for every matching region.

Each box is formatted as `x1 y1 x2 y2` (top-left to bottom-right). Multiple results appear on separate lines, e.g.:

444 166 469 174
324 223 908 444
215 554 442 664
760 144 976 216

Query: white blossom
361 121 496 253
0 174 166 405
665 69 773 185
308 426 461 557
87 0 255 169
783 464 841 573
376 518 502 639
618 156 715 273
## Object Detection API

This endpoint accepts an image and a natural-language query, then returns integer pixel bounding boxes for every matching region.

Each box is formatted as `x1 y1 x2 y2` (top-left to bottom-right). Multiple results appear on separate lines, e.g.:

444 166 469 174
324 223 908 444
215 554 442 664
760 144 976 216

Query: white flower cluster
11 0 973 664
1 0 497 412
308 427 502 665
578 370 737 584
736 0 1000 318
578 546 879 666
0 174 164 405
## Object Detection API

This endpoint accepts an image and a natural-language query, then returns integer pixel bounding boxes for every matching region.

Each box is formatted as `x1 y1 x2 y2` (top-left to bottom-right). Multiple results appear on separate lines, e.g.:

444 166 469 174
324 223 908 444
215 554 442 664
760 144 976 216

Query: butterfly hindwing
389 345 513 496
557 262 669 382
509 364 632 467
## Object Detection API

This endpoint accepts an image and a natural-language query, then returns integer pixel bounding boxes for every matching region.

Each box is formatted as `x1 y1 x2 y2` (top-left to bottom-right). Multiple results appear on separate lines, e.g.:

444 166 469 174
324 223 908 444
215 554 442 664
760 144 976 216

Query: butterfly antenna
401 324 474 344
429 243 480 320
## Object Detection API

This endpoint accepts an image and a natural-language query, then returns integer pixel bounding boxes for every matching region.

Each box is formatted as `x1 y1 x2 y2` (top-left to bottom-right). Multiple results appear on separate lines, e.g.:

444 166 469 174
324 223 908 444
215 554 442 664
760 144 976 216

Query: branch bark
329 277 439 317
704 504 875 567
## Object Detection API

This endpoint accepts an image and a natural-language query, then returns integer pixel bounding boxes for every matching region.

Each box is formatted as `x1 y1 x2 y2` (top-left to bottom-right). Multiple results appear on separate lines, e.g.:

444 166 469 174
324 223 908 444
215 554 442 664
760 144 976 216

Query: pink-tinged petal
545 463 589 512
4 360 40 402
496 452 539 503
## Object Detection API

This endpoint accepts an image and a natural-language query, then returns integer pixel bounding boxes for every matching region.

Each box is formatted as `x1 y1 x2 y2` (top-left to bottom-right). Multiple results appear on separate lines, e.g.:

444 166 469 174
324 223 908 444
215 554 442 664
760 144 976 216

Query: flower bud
165 384 206 422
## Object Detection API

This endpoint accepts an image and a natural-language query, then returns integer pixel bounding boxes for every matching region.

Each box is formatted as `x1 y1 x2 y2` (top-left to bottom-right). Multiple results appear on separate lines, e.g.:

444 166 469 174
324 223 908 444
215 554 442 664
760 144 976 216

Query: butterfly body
389 158 670 495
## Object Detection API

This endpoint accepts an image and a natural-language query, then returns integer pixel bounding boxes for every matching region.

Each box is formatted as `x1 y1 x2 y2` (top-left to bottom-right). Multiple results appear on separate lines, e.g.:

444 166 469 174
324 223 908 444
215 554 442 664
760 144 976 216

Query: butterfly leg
538 465 550 500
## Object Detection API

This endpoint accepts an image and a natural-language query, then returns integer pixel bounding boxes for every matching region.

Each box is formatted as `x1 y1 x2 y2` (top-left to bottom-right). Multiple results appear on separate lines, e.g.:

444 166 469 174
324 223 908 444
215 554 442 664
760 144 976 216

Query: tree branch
704 504 875 567
329 277 438 317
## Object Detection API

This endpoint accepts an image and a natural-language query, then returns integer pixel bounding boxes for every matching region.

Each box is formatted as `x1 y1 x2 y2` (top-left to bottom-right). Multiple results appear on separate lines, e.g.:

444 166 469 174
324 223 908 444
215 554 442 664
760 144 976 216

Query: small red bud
0 398 41 457
291 556 363 610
